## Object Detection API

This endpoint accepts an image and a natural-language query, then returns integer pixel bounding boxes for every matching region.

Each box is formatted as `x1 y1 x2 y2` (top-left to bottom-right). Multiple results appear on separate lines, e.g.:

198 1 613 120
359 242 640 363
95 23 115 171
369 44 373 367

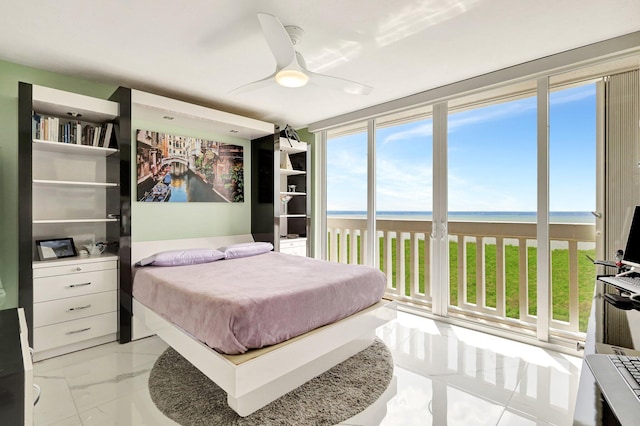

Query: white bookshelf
276 137 310 256
20 83 123 360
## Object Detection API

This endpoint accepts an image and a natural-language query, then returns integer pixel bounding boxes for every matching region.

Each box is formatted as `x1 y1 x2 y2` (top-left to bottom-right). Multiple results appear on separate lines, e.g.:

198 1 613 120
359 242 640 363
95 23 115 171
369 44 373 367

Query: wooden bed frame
131 235 396 417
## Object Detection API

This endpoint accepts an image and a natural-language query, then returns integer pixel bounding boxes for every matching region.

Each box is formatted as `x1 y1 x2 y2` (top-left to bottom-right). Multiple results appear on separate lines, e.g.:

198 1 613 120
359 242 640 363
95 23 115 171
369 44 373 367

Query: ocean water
327 211 594 224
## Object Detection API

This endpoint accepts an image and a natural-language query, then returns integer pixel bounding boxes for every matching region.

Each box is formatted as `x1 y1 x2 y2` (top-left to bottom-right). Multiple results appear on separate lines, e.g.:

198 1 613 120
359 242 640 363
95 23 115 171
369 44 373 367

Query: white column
316 131 328 260
536 77 550 342
432 102 449 316
594 80 605 268
367 119 378 268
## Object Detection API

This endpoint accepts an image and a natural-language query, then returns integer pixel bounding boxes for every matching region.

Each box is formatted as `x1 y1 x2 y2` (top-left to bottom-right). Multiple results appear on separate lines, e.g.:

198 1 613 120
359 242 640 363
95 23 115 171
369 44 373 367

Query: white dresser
279 238 307 256
32 255 118 361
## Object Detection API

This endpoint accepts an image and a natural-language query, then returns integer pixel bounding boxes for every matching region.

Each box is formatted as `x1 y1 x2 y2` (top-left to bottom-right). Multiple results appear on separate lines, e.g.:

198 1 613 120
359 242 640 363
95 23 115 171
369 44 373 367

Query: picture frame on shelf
35 237 78 260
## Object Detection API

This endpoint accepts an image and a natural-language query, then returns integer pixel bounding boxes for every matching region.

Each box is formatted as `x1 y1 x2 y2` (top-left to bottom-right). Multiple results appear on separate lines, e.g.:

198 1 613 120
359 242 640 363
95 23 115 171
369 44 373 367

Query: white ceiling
2 0 639 129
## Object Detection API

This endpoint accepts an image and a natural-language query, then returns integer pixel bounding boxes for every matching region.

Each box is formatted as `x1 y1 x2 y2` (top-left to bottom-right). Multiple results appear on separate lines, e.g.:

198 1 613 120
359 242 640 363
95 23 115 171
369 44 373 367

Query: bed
131 234 396 417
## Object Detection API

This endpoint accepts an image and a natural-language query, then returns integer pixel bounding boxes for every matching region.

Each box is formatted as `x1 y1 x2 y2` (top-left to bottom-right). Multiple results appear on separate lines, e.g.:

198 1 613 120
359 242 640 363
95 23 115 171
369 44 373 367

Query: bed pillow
136 248 225 267
223 242 274 259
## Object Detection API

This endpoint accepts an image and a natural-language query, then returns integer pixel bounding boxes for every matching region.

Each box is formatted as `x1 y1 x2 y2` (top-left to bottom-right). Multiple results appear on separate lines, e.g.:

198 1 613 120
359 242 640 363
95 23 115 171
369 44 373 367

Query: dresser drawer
33 291 117 327
33 312 117 353
34 269 117 303
33 259 117 279
280 238 307 256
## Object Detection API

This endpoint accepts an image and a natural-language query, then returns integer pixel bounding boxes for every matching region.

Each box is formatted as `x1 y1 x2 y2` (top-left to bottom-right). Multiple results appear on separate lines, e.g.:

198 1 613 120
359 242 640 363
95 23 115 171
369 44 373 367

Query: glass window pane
326 129 367 263
448 91 537 321
549 82 597 332
376 118 433 299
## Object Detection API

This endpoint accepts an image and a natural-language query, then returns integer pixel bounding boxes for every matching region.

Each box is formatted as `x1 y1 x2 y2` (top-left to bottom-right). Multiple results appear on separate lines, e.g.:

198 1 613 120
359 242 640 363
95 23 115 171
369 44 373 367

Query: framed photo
36 238 78 260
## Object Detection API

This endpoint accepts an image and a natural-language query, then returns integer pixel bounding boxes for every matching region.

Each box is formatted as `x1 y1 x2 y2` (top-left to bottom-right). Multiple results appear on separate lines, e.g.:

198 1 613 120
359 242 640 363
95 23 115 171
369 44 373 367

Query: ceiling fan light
275 69 309 88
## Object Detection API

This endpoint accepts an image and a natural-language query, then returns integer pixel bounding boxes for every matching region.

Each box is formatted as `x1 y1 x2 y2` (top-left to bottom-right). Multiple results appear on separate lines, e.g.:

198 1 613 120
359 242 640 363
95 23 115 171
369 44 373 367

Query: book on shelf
112 124 120 148
32 112 113 147
92 125 102 147
101 123 113 148
82 125 93 146
32 113 40 140
75 122 82 144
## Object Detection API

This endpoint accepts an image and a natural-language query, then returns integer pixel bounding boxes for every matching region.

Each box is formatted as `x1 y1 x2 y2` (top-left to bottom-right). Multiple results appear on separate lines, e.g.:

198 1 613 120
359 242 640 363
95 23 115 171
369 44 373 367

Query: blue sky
327 82 596 212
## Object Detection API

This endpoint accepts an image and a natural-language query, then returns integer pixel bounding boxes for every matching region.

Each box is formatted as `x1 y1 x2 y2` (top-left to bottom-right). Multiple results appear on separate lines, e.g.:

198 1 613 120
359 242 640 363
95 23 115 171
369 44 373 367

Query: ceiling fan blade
228 71 276 95
307 70 373 95
257 13 295 69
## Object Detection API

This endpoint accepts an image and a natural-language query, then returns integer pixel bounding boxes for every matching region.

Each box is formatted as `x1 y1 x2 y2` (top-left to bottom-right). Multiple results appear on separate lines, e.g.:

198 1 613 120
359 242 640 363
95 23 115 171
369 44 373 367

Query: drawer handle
75 267 82 272
66 327 91 335
66 304 92 312
66 282 91 289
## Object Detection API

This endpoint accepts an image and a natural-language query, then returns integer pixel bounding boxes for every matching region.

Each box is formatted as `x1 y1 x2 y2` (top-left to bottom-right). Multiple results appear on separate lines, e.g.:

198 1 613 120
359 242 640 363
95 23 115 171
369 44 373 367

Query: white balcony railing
327 217 596 338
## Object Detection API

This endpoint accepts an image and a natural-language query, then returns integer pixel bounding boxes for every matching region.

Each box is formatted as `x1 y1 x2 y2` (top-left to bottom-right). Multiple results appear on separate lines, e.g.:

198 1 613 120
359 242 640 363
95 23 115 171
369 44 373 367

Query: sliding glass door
548 81 597 334
446 85 538 327
376 112 434 304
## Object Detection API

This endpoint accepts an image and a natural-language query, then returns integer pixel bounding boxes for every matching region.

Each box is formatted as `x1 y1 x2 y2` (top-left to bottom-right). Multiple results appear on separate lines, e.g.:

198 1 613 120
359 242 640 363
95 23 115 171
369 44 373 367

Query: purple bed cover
132 251 386 354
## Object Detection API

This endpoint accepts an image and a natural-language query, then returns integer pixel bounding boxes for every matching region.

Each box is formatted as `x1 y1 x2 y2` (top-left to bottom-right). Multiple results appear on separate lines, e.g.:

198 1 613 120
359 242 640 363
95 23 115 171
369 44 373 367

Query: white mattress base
132 298 396 416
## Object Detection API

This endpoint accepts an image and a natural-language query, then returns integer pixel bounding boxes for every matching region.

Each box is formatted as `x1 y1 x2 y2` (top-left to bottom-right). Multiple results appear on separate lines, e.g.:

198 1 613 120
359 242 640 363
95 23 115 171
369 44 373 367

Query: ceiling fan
230 13 373 95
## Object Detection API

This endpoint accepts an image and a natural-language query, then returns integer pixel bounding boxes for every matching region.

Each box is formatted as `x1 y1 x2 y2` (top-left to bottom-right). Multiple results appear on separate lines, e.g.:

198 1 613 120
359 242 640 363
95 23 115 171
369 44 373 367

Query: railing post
396 232 406 296
458 236 466 306
339 229 348 264
424 232 431 298
361 230 367 265
384 231 393 291
476 237 485 308
410 233 419 297
496 237 505 317
518 238 528 321
349 229 357 264
329 227 338 263
569 240 579 332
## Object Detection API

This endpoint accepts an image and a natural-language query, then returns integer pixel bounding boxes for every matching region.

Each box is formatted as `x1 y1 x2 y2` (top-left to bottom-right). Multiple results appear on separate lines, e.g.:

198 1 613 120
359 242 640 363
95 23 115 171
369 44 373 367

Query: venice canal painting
136 130 244 203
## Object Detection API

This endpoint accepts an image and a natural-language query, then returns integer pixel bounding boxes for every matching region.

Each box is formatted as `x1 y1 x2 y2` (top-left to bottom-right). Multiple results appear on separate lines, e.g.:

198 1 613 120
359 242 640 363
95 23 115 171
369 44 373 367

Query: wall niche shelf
32 139 118 156
33 180 118 188
279 142 307 155
280 169 306 177
32 218 119 224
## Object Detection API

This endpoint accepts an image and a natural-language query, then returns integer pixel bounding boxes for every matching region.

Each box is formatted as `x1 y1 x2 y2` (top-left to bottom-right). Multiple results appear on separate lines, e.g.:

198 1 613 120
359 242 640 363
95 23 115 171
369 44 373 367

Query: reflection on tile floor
33 312 582 425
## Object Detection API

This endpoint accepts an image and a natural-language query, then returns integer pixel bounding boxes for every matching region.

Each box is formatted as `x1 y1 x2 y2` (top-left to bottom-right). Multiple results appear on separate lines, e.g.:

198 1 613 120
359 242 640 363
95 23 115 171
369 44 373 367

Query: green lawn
335 234 595 332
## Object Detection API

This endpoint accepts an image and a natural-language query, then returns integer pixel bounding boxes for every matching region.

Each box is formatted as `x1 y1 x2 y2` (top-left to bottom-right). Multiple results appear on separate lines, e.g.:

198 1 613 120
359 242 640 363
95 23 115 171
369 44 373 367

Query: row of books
32 113 114 148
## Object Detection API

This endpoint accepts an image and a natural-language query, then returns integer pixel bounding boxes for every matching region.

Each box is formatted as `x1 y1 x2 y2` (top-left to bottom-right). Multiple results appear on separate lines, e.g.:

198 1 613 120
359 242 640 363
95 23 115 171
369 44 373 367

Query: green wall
0 59 257 309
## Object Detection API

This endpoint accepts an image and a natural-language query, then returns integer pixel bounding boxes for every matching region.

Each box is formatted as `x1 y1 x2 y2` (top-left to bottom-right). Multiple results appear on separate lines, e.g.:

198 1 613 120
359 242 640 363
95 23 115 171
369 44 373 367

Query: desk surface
574 279 640 425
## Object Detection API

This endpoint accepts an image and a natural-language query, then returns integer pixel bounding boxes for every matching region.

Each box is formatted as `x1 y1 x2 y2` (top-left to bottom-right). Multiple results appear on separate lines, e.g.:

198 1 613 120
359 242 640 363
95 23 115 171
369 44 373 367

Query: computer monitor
619 205 640 276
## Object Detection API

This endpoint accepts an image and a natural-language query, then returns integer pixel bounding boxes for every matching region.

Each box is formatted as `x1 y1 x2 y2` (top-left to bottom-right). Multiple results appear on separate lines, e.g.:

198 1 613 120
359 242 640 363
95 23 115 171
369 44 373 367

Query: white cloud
376 158 432 210
449 99 536 133
448 173 535 211
550 85 595 105
382 122 433 144
383 98 537 145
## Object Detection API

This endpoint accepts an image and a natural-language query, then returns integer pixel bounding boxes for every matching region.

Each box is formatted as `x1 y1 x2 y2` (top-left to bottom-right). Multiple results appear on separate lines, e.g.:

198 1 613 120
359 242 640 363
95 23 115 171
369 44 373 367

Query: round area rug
148 338 393 425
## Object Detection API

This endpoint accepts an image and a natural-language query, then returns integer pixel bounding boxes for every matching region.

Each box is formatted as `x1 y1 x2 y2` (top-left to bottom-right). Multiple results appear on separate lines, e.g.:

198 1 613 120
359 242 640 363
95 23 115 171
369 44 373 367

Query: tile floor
33 311 583 425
